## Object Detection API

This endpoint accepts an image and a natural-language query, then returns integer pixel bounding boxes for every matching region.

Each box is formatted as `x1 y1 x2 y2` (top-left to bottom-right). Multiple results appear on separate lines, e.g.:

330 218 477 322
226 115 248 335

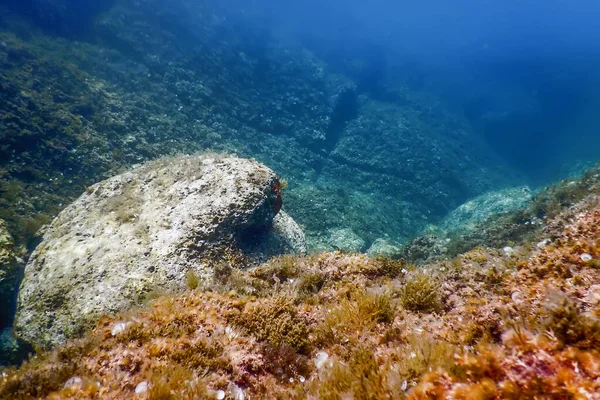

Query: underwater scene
1 0 600 398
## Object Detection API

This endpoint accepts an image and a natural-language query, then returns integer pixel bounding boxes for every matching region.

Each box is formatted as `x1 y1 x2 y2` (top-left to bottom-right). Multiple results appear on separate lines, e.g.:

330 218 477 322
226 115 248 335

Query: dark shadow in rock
0 328 33 367
324 87 358 152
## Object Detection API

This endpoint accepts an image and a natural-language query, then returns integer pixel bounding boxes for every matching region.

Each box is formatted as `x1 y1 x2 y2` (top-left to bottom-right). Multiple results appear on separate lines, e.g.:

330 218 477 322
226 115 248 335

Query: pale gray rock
440 186 533 234
14 154 301 349
366 238 401 258
271 211 306 254
328 228 365 252
235 210 306 262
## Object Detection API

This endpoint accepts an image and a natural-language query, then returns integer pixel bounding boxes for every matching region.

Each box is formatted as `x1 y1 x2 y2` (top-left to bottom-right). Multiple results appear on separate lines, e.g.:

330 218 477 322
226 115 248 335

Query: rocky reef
0 0 520 344
1 164 599 399
0 0 513 256
400 166 600 265
2 1 600 398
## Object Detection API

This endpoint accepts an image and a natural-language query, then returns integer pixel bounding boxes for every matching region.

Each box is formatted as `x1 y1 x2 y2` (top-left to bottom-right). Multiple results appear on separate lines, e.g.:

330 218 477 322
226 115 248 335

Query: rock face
0 1 516 257
14 155 304 349
0 220 19 329
440 186 533 234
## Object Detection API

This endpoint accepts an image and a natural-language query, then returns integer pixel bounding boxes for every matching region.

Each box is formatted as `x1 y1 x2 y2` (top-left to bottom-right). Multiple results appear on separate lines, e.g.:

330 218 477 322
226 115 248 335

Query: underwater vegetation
0 0 521 348
2 175 600 399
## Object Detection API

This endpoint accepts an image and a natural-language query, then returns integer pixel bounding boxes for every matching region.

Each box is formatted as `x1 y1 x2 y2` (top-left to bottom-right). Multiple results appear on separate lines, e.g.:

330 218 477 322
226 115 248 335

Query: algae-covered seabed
1 0 600 398
2 170 600 399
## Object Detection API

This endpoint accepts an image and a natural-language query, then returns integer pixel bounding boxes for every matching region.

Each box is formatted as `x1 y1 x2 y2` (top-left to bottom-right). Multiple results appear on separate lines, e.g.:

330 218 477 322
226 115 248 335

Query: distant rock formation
14 154 305 349
440 186 533 234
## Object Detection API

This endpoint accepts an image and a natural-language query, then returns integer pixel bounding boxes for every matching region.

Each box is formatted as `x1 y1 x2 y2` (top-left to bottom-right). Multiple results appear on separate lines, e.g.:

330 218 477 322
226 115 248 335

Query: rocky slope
0 0 514 255
1 166 599 399
0 0 519 350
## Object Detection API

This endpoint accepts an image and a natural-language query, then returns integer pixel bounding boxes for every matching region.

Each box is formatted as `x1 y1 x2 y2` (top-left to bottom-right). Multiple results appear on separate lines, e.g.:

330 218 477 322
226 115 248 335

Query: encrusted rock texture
14 154 304 349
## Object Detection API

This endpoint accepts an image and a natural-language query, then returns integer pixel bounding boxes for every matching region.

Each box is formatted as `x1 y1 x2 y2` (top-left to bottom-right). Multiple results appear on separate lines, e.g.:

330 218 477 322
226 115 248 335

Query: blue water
260 0 600 184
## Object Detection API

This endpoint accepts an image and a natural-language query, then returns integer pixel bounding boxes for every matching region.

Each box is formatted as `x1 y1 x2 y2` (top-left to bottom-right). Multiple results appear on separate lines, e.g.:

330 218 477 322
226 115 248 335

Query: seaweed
399 272 441 313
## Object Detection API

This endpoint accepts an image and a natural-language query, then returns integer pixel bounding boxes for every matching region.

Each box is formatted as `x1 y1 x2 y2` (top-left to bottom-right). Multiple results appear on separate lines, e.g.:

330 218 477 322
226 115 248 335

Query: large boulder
14 154 305 349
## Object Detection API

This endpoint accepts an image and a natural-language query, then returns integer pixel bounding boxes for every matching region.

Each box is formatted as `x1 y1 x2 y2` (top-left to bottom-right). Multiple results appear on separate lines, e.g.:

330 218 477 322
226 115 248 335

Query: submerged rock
241 211 306 261
328 228 365 252
14 154 303 349
366 238 402 258
440 186 532 234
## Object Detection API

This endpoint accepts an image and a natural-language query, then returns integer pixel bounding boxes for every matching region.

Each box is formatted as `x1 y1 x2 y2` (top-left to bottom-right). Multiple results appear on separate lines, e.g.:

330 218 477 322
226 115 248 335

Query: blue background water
258 0 600 184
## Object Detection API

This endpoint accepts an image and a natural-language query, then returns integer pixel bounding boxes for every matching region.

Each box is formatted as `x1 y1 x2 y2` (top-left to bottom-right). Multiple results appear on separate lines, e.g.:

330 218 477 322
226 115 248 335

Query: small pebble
111 321 128 336
225 325 238 340
228 383 245 400
64 377 83 389
503 246 513 255
215 390 226 400
135 381 148 395
511 291 524 304
537 239 550 249
314 351 329 369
